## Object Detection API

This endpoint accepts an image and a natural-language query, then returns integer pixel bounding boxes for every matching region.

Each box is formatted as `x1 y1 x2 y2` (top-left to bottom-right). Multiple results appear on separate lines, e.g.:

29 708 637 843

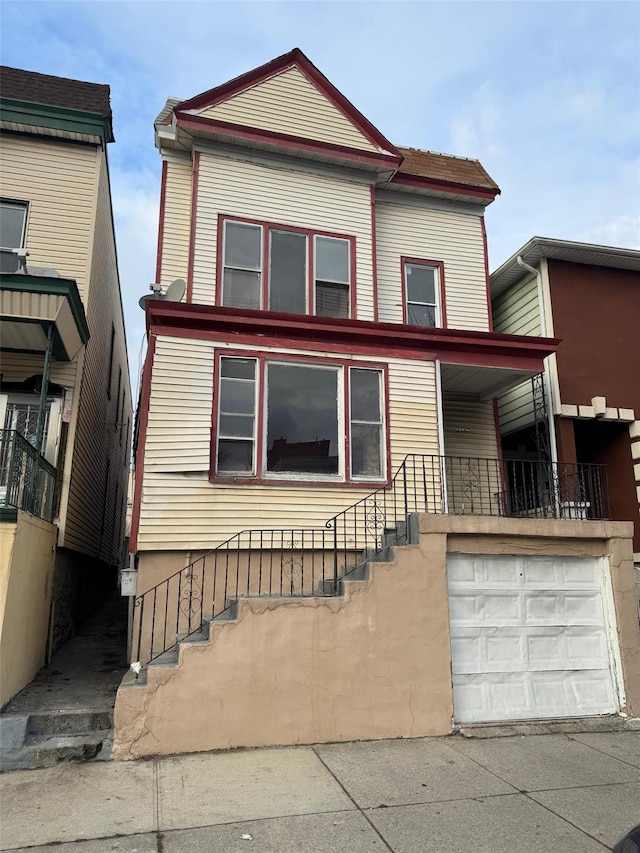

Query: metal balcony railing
0 429 56 522
131 454 609 664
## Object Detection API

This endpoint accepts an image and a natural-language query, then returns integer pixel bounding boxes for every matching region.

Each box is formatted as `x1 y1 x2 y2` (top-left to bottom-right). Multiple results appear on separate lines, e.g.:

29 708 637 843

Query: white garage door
448 554 619 724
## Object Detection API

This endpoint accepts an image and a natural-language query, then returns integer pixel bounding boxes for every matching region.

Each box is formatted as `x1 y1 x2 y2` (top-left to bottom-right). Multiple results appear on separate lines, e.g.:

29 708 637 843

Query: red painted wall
549 260 640 410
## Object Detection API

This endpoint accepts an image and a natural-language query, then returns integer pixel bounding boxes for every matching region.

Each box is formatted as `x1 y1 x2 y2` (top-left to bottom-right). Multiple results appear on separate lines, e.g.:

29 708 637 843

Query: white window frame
313 234 351 319
348 367 385 482
404 261 441 328
215 357 259 477
221 221 264 310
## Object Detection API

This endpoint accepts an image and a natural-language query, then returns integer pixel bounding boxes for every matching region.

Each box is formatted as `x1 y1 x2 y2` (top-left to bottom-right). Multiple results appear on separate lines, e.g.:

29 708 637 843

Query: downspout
516 256 559 467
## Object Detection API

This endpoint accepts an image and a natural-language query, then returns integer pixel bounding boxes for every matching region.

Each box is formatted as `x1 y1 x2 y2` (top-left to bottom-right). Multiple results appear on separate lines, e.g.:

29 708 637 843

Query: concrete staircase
0 709 113 771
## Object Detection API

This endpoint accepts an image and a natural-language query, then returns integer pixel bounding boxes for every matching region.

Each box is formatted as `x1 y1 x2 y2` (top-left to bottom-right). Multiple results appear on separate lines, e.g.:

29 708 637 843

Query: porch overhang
0 274 89 362
440 362 541 400
143 301 558 375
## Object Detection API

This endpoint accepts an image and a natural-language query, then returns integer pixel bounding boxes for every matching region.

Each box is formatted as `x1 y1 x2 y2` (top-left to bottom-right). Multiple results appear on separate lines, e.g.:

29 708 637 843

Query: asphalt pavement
1 731 639 852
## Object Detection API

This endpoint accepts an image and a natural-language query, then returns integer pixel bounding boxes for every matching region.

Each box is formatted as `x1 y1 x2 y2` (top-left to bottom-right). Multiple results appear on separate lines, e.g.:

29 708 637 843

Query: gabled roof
0 66 111 116
155 49 499 202
491 236 640 298
174 48 400 159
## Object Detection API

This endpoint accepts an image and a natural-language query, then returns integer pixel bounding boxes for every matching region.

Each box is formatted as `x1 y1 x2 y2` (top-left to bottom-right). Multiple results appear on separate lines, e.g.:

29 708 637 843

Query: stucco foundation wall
114 533 454 759
114 516 639 759
0 512 57 707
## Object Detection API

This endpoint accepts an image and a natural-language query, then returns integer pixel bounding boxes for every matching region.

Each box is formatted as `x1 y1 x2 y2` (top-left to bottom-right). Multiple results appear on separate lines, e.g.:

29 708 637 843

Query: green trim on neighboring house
0 508 18 524
0 98 113 145
0 274 90 354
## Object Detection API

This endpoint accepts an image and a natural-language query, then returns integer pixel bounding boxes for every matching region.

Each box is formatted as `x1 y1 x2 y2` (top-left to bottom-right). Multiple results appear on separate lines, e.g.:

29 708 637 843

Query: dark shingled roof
396 146 499 191
0 66 112 117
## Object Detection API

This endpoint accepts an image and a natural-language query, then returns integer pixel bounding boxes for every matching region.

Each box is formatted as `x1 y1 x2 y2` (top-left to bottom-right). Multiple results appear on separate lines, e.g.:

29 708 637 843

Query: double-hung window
220 218 352 319
0 200 28 273
403 260 443 327
214 356 385 483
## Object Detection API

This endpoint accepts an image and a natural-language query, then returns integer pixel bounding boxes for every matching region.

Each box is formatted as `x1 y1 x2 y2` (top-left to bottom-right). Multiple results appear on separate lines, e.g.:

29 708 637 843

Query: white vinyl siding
442 395 498 459
137 335 440 550
375 200 489 331
191 154 374 320
159 157 192 289
197 65 379 153
493 275 541 436
60 152 131 562
0 135 97 300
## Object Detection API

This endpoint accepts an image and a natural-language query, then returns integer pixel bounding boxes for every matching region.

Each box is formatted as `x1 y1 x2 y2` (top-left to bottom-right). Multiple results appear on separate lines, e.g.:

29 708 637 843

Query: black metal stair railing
131 455 609 665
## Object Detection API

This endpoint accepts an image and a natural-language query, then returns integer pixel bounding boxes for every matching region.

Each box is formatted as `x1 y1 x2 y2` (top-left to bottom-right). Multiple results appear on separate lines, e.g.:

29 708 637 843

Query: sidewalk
1 732 639 852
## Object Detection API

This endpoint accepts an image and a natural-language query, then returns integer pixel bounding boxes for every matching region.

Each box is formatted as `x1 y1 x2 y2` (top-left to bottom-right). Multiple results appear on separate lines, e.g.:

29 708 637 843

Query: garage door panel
451 626 611 674
454 670 617 723
448 554 618 723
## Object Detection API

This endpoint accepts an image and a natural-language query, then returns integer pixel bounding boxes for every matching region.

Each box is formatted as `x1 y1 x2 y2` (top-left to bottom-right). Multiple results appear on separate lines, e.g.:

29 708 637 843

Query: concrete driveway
1 732 638 852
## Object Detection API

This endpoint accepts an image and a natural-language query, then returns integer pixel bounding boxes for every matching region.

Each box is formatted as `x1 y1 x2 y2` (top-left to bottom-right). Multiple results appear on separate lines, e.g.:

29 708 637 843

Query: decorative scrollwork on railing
179 566 203 619
282 539 303 594
460 460 482 508
365 498 386 548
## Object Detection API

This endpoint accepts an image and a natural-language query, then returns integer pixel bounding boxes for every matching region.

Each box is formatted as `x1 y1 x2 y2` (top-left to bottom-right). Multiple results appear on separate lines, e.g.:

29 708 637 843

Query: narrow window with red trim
314 235 350 318
404 262 441 327
221 221 262 310
216 357 257 475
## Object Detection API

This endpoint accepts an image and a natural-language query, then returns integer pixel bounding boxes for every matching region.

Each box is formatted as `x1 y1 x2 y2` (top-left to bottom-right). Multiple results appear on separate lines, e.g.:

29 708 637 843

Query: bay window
214 355 385 483
220 217 353 319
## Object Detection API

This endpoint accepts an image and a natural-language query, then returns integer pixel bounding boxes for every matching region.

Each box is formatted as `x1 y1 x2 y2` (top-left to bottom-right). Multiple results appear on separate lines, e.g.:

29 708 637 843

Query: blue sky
2 1 639 390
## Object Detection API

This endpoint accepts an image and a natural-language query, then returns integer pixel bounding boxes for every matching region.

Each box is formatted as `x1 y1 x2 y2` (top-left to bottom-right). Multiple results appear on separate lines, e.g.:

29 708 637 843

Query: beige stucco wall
0 512 57 707
113 515 639 759
114 531 453 759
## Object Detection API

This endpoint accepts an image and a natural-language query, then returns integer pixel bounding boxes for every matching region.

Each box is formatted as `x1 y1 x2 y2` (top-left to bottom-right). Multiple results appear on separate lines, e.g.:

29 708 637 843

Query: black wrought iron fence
0 429 56 522
131 454 609 664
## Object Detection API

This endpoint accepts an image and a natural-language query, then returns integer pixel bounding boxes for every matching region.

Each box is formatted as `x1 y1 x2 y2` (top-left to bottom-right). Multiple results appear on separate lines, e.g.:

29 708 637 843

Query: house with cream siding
0 68 131 705
114 50 640 758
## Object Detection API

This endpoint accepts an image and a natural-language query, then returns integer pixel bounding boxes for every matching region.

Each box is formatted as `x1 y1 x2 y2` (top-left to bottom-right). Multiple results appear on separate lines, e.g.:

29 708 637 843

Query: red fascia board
175 47 400 157
391 171 500 201
145 301 559 366
175 114 402 170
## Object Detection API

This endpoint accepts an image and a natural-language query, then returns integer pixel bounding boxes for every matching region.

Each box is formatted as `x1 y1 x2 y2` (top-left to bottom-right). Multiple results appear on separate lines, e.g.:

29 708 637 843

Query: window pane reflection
267 364 339 475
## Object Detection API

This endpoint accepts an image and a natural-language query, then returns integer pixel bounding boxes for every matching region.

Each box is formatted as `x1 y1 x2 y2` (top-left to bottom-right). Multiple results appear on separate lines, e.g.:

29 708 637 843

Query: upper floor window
214 355 385 484
220 218 353 319
402 258 445 328
0 200 28 273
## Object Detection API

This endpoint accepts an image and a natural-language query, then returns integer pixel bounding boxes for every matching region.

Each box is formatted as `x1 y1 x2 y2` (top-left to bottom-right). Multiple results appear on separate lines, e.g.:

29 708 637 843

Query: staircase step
1 730 112 772
27 709 112 737
148 648 179 667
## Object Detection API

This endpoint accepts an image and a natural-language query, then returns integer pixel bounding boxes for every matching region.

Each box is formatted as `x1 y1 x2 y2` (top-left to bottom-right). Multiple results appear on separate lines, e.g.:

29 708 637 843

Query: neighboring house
0 68 132 705
491 238 640 557
113 50 640 759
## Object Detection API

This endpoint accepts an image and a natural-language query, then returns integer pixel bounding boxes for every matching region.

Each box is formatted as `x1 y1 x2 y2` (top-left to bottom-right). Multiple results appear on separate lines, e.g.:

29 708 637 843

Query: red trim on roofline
392 171 500 201
370 186 379 322
481 216 494 331
155 160 168 284
130 335 156 553
186 151 200 302
175 114 401 170
175 47 401 157
143 300 559 370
